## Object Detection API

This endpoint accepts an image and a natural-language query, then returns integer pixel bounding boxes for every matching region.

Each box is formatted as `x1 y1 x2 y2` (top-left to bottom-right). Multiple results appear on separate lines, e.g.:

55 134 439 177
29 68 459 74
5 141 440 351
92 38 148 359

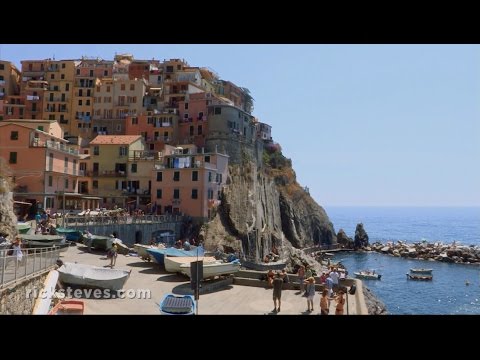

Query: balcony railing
31 139 79 155
101 170 127 177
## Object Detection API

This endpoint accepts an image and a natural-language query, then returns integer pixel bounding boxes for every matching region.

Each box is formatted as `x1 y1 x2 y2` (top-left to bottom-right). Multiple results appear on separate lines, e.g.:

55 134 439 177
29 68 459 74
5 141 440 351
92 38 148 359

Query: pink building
125 113 178 152
149 144 229 219
177 92 210 148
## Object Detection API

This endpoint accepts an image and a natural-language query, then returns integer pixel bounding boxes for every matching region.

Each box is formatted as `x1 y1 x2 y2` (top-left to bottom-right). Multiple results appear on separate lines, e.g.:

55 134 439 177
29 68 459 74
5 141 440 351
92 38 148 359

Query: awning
14 201 32 205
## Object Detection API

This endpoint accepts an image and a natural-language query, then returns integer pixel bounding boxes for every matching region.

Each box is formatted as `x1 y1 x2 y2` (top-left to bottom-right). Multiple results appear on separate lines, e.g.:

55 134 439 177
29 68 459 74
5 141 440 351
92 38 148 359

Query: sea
325 207 480 315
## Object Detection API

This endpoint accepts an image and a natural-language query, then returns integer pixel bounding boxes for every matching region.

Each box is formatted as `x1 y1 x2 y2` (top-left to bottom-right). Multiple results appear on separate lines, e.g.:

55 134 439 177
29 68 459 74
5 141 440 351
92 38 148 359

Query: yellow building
43 60 75 136
73 59 113 140
88 135 145 208
0 60 21 119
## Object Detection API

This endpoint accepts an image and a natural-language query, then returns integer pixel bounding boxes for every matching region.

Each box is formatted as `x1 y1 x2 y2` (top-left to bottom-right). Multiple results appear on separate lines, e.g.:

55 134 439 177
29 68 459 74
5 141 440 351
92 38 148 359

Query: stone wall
0 273 49 315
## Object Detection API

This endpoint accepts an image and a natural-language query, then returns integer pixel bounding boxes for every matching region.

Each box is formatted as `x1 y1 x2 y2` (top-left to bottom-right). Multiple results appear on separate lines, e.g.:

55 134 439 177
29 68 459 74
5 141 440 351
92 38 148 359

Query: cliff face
0 177 17 240
202 145 336 262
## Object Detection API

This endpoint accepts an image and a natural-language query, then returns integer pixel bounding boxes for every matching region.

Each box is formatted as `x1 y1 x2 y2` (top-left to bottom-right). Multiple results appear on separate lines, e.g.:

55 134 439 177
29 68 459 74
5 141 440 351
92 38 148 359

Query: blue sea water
325 207 480 315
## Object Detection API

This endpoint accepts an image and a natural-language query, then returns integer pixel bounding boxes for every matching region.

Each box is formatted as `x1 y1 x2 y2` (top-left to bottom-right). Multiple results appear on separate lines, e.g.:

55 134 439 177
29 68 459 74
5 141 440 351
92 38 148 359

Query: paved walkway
59 245 356 315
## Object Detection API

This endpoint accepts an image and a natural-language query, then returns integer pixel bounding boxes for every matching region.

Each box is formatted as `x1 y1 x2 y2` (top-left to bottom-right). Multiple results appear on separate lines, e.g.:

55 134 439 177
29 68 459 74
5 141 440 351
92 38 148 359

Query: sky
1 44 479 206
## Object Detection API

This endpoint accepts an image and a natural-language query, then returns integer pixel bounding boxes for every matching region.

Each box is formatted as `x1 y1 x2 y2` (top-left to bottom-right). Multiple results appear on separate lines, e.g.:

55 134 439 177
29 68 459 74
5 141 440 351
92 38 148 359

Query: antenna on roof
53 54 55 60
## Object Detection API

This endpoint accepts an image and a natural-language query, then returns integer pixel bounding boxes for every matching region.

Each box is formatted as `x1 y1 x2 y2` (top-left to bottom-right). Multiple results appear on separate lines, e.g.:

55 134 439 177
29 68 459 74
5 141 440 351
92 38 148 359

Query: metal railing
0 246 61 289
62 214 184 227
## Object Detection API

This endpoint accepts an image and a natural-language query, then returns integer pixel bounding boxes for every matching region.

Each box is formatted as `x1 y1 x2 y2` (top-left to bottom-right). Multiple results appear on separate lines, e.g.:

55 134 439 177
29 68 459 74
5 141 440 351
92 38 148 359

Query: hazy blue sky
1 44 479 206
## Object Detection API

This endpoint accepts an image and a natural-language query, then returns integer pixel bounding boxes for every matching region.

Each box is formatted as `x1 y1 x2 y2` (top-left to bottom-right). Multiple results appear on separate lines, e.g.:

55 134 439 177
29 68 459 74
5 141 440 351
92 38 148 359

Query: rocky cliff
202 143 336 263
0 161 17 240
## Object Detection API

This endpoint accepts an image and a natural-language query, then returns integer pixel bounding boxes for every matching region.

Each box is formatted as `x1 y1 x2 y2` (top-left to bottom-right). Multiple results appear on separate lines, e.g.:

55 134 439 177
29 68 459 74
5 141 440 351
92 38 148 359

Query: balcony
31 139 79 155
26 95 40 101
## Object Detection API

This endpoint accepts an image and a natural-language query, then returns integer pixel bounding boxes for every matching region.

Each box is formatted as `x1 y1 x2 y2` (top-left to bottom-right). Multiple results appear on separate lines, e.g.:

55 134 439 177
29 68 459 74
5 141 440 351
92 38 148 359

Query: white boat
410 268 433 274
354 270 382 280
406 273 433 281
57 262 131 291
180 260 241 278
134 244 162 261
164 256 217 273
32 270 59 315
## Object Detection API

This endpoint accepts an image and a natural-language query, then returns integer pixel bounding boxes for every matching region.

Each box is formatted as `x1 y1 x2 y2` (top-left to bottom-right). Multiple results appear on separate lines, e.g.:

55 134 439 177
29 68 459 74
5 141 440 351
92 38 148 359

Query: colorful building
149 144 228 219
0 120 81 213
88 135 145 208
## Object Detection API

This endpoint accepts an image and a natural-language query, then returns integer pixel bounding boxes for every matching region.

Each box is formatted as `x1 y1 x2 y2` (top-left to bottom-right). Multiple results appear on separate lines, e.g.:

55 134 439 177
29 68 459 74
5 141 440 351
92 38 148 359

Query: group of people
269 266 347 315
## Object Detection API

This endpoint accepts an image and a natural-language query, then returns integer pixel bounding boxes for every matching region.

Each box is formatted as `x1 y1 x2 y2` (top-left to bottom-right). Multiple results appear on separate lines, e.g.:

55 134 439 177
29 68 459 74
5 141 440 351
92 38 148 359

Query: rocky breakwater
367 240 480 264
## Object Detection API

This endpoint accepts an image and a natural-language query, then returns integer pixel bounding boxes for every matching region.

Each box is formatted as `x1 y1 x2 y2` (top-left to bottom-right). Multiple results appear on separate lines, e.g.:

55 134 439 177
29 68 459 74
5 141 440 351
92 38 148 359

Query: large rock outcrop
0 175 17 240
202 145 336 263
337 229 354 249
354 223 369 249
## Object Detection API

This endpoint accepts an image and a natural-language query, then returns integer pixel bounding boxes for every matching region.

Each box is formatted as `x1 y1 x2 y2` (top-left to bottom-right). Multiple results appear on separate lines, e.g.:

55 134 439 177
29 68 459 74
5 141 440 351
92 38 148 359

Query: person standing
297 265 305 294
320 289 330 315
109 243 118 268
305 277 316 312
335 290 345 315
272 272 283 313
12 237 24 264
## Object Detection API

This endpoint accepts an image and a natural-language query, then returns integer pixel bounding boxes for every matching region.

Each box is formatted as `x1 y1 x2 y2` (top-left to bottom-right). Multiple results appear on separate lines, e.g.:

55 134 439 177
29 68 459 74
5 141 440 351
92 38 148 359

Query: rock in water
354 223 369 249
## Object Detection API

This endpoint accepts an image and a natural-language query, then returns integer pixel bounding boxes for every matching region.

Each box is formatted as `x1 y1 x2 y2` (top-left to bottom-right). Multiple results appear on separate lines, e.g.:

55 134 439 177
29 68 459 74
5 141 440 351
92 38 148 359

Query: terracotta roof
90 135 142 145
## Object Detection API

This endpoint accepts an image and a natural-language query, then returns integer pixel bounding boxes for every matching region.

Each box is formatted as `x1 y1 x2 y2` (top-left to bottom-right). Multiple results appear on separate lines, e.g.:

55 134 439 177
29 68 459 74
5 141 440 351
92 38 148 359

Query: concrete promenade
59 245 360 315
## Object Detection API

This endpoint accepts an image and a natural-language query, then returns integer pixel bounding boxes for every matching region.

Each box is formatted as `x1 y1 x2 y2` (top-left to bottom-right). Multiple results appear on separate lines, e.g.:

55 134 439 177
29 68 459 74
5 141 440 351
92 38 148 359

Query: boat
57 262 131 291
147 246 205 265
133 244 163 261
410 268 433 274
19 234 66 248
16 222 32 234
159 294 195 315
87 235 112 250
48 300 85 315
164 256 217 273
55 228 82 241
180 260 241 279
354 270 382 280
32 270 59 315
406 273 433 281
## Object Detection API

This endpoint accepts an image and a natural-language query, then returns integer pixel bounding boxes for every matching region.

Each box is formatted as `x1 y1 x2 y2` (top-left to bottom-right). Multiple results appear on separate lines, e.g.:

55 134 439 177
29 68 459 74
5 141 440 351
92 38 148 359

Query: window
9 152 17 164
65 83 69 91
198 125 202 135
131 164 137 173
64 157 68 170
205 155 210 163
130 84 135 91
62 63 65 69
65 178 69 189
78 100 82 106
156 172 162 181
10 131 18 140
208 172 212 182
93 146 99 155
173 171 180 181
48 176 53 187
208 189 214 199
214 107 221 115
61 74 65 80
156 189 162 199
191 189 198 199
86 100 90 106
173 189 180 199
184 103 189 110
121 84 125 91
106 86 111 92
190 126 194 136
119 147 127 156
93 180 98 189
0 64 4 70
192 171 198 181
104 70 108 76
76 69 80 75
50 74 54 80
89 70 93 77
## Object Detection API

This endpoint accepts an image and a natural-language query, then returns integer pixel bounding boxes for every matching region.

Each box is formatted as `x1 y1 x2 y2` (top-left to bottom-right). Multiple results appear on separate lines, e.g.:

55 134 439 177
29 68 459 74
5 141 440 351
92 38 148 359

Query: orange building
0 121 81 213
125 112 179 152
